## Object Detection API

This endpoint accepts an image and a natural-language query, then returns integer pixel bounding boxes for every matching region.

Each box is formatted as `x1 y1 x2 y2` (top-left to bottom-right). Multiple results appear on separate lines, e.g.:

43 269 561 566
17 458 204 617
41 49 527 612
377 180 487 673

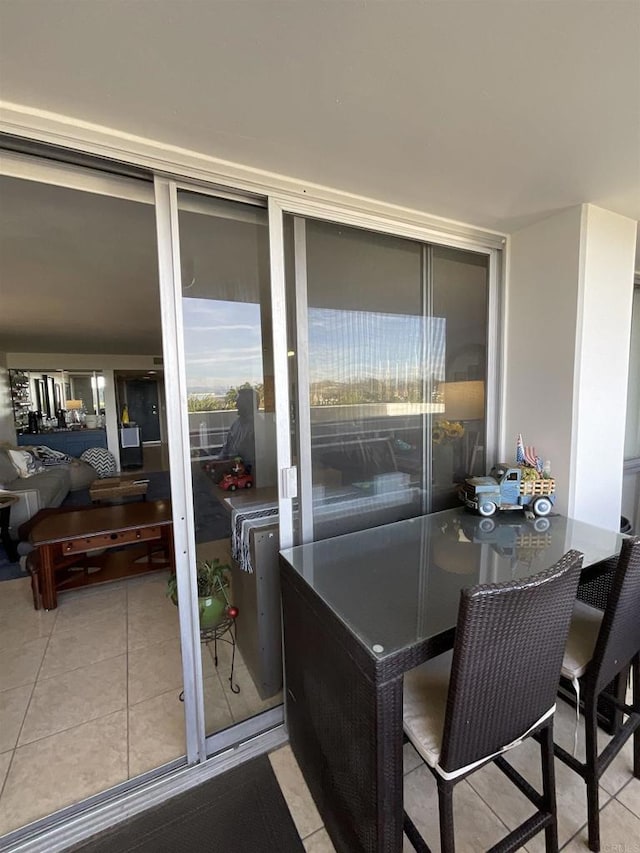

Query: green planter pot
198 594 227 629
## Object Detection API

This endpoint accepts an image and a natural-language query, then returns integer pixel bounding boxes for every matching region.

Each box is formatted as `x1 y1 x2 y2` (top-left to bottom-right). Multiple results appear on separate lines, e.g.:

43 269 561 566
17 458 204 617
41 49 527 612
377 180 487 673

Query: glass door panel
432 246 489 506
176 191 282 740
284 216 490 543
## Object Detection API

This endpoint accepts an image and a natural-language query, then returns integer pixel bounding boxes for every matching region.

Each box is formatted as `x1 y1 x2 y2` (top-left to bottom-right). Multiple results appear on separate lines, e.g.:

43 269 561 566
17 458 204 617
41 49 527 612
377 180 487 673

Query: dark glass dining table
279 508 625 853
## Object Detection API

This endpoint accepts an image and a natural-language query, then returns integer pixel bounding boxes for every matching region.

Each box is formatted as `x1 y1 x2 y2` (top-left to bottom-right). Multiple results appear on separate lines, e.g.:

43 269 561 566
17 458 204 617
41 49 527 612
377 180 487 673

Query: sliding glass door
280 211 491 546
165 188 283 752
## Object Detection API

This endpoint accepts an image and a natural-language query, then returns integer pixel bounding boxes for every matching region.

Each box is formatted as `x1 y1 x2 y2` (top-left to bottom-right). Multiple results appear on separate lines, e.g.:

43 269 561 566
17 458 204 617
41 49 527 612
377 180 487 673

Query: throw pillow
80 447 117 479
7 448 45 478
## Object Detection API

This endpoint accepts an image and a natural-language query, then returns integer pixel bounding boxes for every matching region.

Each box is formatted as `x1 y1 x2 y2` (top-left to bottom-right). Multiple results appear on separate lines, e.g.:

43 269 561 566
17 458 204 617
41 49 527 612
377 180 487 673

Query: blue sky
183 298 263 394
183 299 446 394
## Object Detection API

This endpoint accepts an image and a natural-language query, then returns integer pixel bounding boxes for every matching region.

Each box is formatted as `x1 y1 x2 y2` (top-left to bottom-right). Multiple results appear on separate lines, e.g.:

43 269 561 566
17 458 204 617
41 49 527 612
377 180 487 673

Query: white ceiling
0 0 638 355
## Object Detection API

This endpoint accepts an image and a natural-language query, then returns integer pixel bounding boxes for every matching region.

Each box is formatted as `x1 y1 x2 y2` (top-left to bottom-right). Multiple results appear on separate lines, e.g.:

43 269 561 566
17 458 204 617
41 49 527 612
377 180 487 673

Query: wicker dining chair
554 536 640 853
403 549 584 853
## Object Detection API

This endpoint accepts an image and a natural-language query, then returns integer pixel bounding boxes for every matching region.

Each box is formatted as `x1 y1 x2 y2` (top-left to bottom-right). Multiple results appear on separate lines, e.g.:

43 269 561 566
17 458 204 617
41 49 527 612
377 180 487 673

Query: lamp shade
65 399 83 410
442 380 485 421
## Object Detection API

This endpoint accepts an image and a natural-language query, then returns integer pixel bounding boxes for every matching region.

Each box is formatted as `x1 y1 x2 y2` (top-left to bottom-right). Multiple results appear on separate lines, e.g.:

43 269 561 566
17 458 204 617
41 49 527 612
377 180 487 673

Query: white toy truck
459 464 556 518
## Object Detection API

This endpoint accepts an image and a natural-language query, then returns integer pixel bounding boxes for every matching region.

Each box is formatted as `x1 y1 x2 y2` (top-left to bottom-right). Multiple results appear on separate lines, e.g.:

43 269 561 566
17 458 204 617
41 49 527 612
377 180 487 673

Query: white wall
505 205 637 530
571 206 637 526
503 206 583 516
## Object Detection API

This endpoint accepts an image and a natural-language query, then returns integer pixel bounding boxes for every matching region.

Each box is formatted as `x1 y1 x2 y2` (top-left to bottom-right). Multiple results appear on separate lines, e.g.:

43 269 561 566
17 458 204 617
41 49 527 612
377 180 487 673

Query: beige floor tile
0 710 127 837
0 578 33 612
52 585 127 634
0 684 32 753
552 697 635 797
404 764 510 852
128 688 186 778
404 741 423 775
19 654 126 745
269 744 323 840
127 599 180 651
203 675 234 736
0 614 57 653
39 614 127 679
562 797 640 851
304 827 337 852
126 570 172 613
617 777 640 819
128 636 183 706
0 637 47 693
0 751 12 792
466 734 605 853
215 652 282 723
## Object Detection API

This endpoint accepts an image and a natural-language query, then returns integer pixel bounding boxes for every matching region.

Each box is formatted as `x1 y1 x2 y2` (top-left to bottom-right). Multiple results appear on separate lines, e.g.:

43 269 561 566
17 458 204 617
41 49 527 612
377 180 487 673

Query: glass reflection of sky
308 308 445 386
184 298 263 394
183 301 446 395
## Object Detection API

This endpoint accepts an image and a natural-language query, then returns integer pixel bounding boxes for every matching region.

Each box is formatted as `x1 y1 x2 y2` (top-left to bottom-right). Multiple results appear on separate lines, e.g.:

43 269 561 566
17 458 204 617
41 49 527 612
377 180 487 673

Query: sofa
0 443 97 537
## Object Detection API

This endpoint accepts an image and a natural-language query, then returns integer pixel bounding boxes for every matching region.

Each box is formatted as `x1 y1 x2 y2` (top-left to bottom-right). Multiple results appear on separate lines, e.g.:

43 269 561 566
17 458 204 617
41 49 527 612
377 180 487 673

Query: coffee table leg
40 545 57 610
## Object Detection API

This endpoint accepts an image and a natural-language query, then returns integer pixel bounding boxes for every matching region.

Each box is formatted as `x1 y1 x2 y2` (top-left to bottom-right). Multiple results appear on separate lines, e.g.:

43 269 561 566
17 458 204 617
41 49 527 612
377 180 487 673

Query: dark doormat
70 755 305 853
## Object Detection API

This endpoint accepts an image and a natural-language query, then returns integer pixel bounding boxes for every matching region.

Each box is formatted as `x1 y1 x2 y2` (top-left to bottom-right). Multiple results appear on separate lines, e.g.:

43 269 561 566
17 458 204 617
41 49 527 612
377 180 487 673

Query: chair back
587 536 640 698
439 549 583 775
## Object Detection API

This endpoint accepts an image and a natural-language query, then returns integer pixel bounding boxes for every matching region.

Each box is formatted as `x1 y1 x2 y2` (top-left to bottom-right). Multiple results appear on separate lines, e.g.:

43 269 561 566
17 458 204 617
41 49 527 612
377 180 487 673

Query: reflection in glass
177 192 281 740
286 218 490 542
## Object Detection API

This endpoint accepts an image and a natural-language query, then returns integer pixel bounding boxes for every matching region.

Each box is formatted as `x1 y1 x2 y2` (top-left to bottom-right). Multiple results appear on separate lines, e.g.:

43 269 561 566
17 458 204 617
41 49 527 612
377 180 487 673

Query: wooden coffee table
28 500 174 610
89 475 149 503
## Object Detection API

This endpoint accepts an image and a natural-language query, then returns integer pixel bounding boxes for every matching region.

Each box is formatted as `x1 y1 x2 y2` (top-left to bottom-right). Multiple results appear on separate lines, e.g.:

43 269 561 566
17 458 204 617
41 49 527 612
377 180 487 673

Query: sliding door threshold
2 724 288 853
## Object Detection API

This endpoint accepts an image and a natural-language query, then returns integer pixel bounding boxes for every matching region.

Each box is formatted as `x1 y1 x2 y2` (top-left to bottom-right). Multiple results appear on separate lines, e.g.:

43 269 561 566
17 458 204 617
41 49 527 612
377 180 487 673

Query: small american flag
517 434 542 471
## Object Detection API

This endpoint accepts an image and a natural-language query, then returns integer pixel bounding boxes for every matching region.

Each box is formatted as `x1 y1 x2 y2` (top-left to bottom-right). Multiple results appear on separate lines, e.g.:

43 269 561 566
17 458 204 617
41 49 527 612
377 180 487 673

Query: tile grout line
0 604 59 805
301 824 329 844
611 789 640 821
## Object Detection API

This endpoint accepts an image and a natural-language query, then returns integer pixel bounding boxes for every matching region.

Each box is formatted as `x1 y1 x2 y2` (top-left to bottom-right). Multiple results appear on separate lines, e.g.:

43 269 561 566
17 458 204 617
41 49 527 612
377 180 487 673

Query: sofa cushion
18 467 71 508
68 459 98 491
7 448 45 478
0 449 18 486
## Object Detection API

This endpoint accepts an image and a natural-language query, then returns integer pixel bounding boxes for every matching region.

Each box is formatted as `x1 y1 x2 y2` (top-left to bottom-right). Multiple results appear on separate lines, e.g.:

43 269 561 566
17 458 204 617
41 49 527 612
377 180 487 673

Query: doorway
125 378 161 442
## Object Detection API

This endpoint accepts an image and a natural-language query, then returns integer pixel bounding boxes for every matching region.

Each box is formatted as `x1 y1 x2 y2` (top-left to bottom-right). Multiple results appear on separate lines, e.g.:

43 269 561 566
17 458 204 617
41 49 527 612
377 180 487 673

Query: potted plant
167 557 238 629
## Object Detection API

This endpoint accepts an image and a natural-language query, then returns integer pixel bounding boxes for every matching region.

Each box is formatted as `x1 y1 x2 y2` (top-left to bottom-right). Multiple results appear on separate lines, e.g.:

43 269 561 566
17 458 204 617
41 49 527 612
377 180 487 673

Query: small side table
0 493 20 563
179 617 240 703
201 617 240 694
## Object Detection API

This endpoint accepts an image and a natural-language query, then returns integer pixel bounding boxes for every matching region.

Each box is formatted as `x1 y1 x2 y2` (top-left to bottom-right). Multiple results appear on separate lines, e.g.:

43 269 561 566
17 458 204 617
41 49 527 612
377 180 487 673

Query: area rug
70 755 305 853
0 545 23 582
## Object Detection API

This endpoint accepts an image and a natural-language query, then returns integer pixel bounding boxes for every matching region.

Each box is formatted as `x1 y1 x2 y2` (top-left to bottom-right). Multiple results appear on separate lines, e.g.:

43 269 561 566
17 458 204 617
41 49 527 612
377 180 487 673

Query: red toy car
219 470 254 491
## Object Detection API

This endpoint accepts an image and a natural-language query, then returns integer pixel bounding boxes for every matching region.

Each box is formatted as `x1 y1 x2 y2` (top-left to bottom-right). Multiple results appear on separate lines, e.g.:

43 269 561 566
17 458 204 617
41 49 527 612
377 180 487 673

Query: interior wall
571 205 637 527
503 206 583 517
505 204 637 530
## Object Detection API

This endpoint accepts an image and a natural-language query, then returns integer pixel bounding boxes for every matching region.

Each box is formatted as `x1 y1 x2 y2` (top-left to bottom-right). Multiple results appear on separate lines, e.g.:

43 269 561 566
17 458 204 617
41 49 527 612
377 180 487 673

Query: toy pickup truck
459 464 556 518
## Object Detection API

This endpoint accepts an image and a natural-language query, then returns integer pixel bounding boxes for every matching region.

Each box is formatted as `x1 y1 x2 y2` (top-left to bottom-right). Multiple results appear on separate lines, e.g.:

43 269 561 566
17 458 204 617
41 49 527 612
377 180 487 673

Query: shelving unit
9 369 32 433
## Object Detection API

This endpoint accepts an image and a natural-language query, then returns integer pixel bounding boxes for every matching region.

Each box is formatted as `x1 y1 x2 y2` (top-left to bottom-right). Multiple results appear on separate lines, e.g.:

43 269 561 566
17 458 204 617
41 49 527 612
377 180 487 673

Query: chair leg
584 702 601 853
437 777 456 853
633 656 640 779
540 721 559 852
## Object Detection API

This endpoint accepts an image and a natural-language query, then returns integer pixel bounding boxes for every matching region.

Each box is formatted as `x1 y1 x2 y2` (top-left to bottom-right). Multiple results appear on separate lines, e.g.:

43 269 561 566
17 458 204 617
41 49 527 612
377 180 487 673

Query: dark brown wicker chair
403 549 584 853
554 536 640 853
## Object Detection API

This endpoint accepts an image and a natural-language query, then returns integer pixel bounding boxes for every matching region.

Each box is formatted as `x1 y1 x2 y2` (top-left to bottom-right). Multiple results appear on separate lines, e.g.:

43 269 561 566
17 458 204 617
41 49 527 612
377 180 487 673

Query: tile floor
0 556 638 850
268 694 640 852
0 545 281 839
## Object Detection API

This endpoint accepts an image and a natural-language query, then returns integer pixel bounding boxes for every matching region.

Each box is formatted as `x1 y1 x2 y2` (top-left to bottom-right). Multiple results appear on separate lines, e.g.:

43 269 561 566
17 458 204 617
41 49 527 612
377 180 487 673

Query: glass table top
279 508 624 661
